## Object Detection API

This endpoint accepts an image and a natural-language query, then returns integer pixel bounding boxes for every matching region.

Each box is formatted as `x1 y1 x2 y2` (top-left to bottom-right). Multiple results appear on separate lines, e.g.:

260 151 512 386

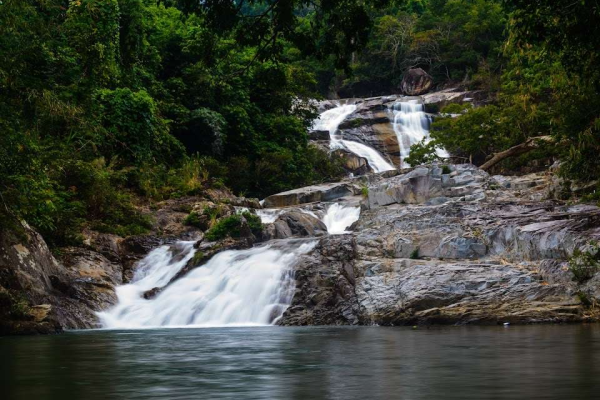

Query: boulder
308 130 331 141
400 68 433 96
263 181 357 208
332 149 371 176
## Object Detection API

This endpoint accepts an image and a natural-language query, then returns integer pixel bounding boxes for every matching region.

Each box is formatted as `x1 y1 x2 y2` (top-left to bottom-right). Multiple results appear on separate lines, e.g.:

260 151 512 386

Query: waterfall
391 100 449 167
322 203 361 234
98 240 316 329
313 105 395 173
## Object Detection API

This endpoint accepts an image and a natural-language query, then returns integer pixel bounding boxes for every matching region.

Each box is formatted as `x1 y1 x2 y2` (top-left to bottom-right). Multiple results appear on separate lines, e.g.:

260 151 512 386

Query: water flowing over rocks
309 89 483 168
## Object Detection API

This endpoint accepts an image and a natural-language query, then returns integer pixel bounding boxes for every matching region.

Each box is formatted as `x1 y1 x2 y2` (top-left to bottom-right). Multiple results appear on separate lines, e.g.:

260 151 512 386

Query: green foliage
190 251 206 266
440 103 472 115
431 105 518 164
205 215 243 241
204 211 263 241
569 242 600 284
410 248 420 260
184 212 203 229
242 211 263 237
405 140 440 166
0 0 360 246
441 165 452 175
340 0 507 96
361 186 369 198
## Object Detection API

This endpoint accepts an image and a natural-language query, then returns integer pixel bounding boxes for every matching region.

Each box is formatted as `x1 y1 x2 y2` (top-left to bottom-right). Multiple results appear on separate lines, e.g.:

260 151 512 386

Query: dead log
480 136 554 171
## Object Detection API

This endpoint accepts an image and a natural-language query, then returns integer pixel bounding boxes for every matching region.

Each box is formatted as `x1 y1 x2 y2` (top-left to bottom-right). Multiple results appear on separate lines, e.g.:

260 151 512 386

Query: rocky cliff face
279 164 600 326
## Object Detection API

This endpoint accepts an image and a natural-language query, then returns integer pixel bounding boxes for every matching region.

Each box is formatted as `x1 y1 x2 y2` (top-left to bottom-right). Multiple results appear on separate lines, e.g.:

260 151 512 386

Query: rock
309 130 331 141
263 181 357 208
276 212 328 237
366 164 487 208
143 287 162 300
0 223 105 332
332 149 371 175
422 88 487 113
229 197 262 209
400 68 433 96
280 165 600 326
29 304 52 323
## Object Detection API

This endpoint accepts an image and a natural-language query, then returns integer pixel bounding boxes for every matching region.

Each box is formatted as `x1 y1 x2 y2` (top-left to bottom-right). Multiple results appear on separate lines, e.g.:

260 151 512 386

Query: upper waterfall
313 104 395 173
391 100 449 167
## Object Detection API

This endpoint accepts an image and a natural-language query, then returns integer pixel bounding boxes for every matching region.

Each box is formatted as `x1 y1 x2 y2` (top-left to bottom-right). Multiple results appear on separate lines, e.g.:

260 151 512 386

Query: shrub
440 103 472 115
205 212 263 241
205 215 243 241
410 248 420 259
184 212 204 229
569 242 600 283
441 165 452 175
405 140 440 166
242 211 263 237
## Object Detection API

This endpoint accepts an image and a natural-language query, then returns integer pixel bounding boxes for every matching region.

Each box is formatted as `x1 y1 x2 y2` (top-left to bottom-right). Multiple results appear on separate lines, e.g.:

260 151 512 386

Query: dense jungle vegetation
1 0 599 247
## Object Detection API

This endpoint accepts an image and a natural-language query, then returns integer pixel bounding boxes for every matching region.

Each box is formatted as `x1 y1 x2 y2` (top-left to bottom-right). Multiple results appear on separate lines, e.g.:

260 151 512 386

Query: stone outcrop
263 181 359 208
279 164 600 326
400 68 433 95
332 149 371 176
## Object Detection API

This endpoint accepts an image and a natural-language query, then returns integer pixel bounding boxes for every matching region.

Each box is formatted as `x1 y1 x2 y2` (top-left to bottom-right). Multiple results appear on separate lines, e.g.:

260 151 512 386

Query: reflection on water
2 325 600 399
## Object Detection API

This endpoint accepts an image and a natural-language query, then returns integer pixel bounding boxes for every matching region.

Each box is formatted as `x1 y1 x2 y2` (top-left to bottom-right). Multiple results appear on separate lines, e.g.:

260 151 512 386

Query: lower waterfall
98 240 317 329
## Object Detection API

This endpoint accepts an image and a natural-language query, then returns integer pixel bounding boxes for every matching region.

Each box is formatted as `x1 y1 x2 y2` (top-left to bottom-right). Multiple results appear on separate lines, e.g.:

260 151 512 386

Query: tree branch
480 136 554 171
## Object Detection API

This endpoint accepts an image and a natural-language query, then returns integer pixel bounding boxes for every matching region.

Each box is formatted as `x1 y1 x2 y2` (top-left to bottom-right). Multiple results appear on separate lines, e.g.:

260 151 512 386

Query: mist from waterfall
313 105 395 173
391 100 449 167
98 240 316 329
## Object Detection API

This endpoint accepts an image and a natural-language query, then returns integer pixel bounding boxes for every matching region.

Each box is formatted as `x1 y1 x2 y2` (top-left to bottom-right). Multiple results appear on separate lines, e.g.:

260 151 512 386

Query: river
2 325 600 399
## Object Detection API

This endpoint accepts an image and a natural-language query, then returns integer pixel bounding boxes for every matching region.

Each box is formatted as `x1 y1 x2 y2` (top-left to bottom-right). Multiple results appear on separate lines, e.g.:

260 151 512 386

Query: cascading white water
322 203 361 234
256 209 284 224
313 105 395 173
391 100 449 167
98 240 316 329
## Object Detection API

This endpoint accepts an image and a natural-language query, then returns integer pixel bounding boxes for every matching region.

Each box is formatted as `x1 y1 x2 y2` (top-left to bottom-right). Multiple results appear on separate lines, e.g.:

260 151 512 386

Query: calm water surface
2 325 600 399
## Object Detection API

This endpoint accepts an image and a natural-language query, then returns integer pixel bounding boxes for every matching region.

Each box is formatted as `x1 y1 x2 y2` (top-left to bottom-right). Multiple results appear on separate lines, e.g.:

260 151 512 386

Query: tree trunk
480 136 554 171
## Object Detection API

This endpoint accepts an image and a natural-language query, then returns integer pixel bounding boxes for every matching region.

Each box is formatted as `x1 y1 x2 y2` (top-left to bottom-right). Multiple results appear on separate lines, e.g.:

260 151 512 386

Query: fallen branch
480 136 554 171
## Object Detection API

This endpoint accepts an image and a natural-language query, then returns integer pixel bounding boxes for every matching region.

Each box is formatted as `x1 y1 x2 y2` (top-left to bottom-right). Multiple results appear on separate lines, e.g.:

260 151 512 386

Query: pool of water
2 325 600 399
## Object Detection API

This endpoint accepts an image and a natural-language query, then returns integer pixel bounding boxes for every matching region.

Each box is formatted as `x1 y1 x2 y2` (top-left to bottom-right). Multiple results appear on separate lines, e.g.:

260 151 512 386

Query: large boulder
332 149 371 176
263 181 357 208
400 68 433 96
